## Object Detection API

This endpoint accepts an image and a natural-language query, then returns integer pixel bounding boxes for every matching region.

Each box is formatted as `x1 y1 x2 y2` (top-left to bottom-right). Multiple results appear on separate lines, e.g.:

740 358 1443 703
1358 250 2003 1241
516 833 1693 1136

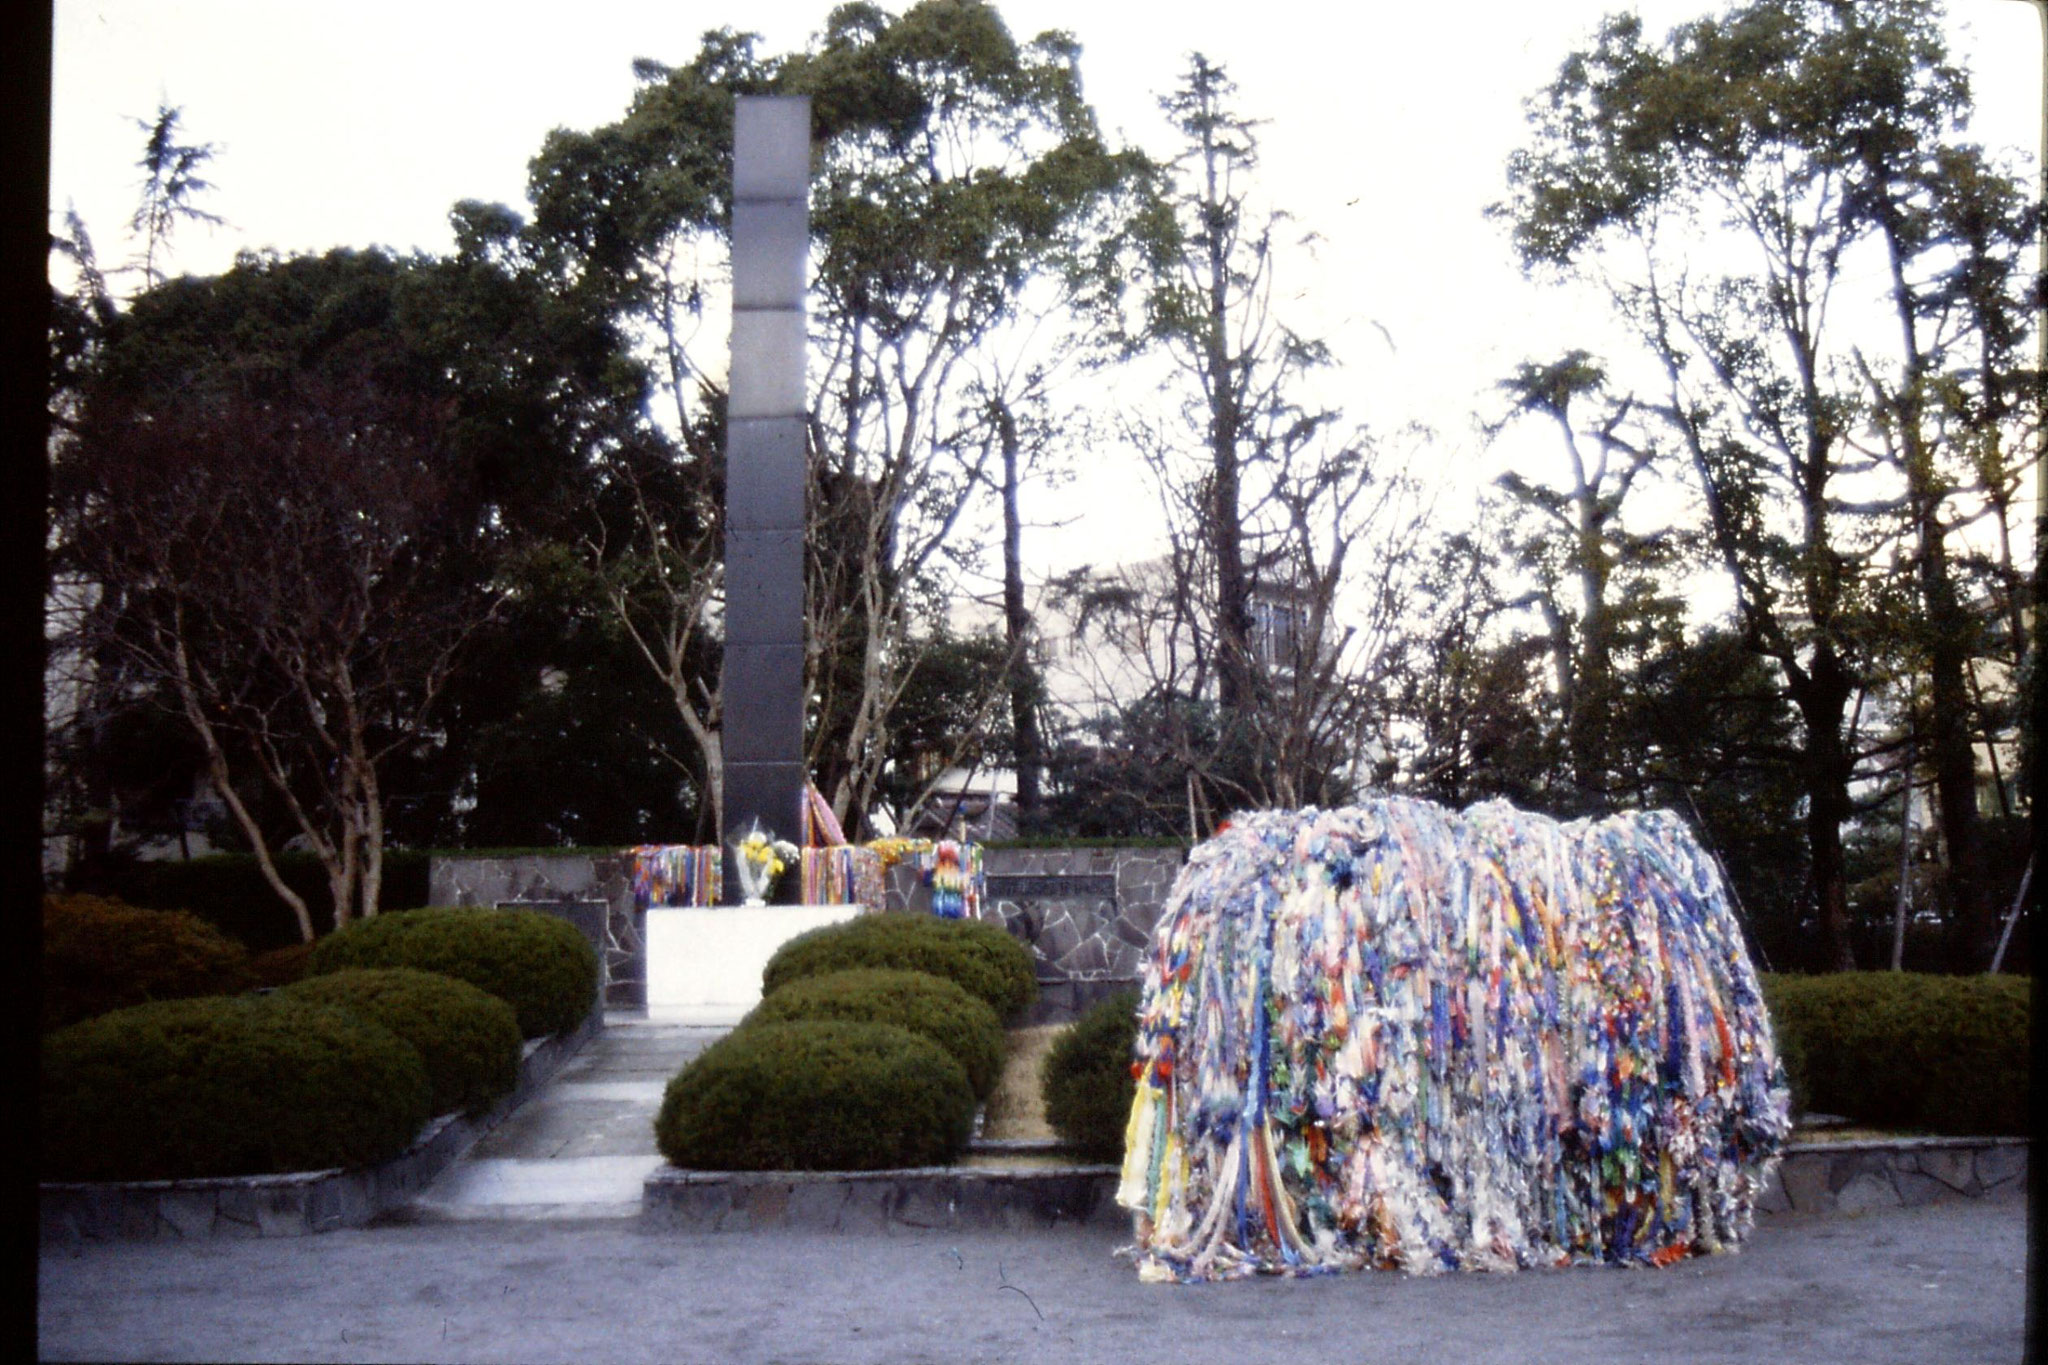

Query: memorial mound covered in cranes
1116 798 1791 1281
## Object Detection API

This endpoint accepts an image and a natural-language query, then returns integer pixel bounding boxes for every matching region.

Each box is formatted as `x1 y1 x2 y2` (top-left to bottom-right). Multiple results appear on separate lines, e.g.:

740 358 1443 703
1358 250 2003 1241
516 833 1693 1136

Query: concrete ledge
40 1007 604 1243
1756 1137 2027 1216
645 1136 2026 1235
968 1137 1075 1157
643 1164 1123 1232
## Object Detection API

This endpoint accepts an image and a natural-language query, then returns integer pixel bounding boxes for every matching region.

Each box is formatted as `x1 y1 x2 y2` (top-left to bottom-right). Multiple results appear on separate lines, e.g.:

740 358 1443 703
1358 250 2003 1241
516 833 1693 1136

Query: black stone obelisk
721 95 810 901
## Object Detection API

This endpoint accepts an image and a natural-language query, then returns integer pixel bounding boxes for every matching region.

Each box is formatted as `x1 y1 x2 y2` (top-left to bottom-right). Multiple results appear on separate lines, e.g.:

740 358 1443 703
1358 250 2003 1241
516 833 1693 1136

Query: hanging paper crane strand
1116 798 1790 1282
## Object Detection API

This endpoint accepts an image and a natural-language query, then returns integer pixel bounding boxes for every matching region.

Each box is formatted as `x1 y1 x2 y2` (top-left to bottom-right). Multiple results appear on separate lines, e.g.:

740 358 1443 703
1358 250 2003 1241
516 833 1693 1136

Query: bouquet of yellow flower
733 824 800 905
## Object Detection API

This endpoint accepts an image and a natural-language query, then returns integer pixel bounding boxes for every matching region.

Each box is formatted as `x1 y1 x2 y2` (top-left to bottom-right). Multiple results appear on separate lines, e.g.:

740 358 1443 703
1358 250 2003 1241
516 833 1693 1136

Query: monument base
644 904 863 1025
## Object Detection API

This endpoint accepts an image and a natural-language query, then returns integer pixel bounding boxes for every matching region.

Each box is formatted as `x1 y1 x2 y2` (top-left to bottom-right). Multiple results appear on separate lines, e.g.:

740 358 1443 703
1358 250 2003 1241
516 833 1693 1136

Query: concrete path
405 1015 728 1221
37 1199 2028 1363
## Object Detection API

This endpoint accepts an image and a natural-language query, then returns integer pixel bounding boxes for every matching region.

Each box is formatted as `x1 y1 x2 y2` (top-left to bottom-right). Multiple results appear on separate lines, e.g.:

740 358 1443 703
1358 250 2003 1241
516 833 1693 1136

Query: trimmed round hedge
41 995 432 1181
41 893 254 1033
248 941 314 990
1042 988 1140 1159
278 967 521 1116
761 912 1036 1022
305 907 598 1038
1760 971 2030 1135
655 1020 976 1171
747 968 1005 1098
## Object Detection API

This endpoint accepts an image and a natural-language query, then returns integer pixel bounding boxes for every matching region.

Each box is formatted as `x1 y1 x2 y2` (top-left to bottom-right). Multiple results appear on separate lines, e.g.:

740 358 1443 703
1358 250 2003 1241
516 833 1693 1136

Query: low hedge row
746 967 1005 1099
654 1020 976 1171
91 850 432 952
278 968 521 1116
41 904 601 1183
1041 988 1140 1159
306 906 598 1039
41 894 255 1033
761 912 1036 1022
42 995 434 1181
1760 971 2030 1136
1032 972 2032 1163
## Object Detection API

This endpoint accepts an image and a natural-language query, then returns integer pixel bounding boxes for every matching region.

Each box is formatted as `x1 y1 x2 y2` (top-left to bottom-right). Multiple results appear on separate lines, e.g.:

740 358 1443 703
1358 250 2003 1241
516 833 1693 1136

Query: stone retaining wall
431 855 642 1010
39 1010 603 1242
887 846 1185 1024
433 847 1190 1022
1758 1137 2028 1216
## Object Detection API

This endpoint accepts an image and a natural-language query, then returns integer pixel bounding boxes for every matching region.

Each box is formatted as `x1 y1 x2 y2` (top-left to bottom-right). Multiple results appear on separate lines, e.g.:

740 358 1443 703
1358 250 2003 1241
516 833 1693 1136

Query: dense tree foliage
1497 0 2036 970
44 1 2030 975
46 238 689 935
522 0 1142 837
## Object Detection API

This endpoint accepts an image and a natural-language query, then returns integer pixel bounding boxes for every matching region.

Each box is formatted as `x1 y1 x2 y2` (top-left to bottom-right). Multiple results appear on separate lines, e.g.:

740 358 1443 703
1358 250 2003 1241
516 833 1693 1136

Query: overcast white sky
49 0 2047 581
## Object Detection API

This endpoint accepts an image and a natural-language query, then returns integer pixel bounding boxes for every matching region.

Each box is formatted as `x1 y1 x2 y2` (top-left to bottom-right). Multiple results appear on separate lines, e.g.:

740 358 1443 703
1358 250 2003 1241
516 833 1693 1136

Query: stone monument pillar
721 94 810 901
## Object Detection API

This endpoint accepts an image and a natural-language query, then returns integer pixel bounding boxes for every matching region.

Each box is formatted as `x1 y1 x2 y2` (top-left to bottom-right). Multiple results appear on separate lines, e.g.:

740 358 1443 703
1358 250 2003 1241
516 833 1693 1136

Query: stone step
408 1156 665 1218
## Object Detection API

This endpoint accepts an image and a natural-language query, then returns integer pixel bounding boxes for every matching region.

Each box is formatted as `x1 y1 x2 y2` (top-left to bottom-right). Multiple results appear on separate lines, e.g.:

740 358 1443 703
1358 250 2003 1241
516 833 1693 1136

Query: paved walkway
38 1200 2029 1363
405 1015 728 1221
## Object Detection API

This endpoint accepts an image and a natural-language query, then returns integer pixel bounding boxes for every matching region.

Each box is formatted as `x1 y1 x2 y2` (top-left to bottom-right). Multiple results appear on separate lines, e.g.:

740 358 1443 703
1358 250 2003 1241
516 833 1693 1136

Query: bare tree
587 431 726 841
56 376 499 938
1065 55 1425 824
1046 418 1423 826
1488 353 1675 796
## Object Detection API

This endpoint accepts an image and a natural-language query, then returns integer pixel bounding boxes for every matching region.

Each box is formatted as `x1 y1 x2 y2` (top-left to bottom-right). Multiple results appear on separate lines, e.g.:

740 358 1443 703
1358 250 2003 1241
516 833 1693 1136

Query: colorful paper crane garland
1117 798 1791 1282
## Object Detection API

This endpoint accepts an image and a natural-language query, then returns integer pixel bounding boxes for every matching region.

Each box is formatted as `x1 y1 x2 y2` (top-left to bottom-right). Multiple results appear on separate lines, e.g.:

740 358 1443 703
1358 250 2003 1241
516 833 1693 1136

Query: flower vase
733 851 770 907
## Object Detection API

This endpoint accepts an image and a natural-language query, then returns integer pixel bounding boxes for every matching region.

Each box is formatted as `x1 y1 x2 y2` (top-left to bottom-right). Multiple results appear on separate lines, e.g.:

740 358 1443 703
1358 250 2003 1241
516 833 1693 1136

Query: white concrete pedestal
643 904 862 1025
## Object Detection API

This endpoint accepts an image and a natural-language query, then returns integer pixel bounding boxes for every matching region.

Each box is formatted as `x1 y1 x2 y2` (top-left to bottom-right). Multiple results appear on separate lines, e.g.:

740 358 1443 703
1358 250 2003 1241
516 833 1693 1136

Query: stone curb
1757 1137 2027 1216
642 1164 1125 1232
39 1009 605 1243
644 1136 2029 1234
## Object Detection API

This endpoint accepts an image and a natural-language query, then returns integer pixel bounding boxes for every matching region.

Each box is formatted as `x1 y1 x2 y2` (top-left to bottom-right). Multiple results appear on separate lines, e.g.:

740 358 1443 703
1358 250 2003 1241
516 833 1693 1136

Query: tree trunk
1891 749 1913 972
360 755 385 922
1198 102 1253 719
1789 646 1857 971
994 400 1044 828
1571 473 1612 795
1876 208 1994 974
1918 510 1992 971
171 644 317 944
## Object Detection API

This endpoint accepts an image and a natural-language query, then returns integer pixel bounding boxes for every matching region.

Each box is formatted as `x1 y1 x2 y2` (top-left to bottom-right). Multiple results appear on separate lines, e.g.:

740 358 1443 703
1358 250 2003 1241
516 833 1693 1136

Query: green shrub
655 1020 976 1171
762 913 1036 1022
1042 989 1140 1159
748 968 1005 1098
41 995 432 1181
305 906 597 1038
41 894 255 1032
248 941 314 989
1761 971 2030 1135
277 968 521 1116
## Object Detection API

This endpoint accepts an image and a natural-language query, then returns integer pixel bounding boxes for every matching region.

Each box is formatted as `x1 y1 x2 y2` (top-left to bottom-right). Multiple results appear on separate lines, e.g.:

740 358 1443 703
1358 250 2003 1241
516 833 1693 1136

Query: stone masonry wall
887 847 1186 1023
433 846 1189 1022
430 856 643 1011
1758 1137 2028 1216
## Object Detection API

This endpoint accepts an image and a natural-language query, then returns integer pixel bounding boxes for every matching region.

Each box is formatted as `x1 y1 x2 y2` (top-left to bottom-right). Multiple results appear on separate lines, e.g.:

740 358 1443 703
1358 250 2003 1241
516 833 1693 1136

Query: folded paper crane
1118 798 1790 1281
